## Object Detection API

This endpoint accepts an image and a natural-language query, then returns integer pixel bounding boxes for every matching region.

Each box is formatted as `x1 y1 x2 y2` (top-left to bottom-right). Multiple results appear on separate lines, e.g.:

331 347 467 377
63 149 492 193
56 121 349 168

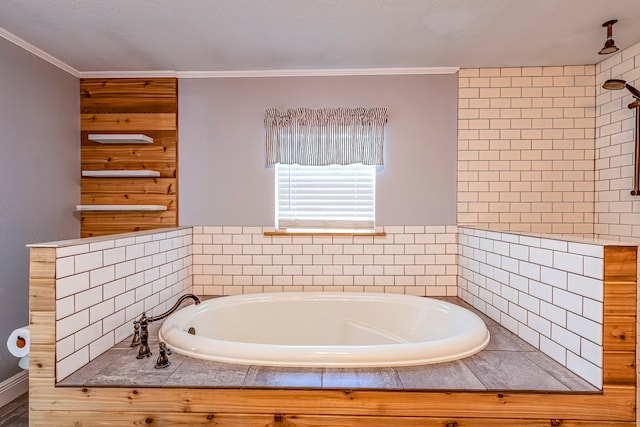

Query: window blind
276 164 376 231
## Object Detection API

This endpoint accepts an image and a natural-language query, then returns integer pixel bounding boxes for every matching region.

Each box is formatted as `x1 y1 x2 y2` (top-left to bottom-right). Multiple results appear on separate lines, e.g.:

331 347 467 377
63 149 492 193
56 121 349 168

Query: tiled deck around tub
58 298 598 392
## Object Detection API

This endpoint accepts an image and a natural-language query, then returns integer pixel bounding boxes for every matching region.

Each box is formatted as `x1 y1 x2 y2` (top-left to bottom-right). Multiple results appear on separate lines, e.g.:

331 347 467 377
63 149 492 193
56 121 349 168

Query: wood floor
0 393 28 427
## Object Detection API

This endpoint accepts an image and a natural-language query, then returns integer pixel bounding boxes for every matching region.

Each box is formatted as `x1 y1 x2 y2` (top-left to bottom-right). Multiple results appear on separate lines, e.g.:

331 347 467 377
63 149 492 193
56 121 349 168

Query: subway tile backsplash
191 226 459 297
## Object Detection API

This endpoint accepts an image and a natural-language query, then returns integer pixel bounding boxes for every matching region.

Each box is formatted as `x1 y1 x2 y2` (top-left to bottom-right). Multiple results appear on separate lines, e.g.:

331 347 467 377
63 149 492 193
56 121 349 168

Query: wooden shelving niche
80 78 178 237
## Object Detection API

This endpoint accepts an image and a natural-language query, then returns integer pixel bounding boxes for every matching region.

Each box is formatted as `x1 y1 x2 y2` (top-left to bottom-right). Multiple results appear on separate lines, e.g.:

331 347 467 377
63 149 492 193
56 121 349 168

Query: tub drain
188 327 196 335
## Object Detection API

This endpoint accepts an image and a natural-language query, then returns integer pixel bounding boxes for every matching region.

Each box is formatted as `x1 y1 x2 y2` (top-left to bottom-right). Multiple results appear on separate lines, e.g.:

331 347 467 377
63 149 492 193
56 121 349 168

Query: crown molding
176 67 460 78
79 67 460 79
78 70 180 78
0 26 79 77
79 66 459 79
0 25 459 79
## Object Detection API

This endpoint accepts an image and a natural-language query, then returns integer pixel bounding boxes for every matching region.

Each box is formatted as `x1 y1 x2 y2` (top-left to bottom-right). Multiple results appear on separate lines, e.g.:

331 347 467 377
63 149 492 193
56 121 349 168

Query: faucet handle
163 343 172 355
155 342 171 369
130 321 140 347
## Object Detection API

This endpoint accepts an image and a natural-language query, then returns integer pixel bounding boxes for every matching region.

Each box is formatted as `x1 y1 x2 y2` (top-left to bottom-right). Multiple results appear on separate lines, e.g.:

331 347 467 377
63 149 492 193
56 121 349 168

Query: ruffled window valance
265 107 387 166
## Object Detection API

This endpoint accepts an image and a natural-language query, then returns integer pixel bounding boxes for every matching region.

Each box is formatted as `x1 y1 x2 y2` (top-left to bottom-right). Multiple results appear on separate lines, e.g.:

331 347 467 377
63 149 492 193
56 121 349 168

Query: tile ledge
458 225 639 247
27 226 192 248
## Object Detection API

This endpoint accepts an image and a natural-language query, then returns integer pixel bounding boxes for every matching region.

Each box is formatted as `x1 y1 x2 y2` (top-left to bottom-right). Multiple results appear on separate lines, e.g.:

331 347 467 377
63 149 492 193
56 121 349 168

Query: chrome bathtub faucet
133 294 201 359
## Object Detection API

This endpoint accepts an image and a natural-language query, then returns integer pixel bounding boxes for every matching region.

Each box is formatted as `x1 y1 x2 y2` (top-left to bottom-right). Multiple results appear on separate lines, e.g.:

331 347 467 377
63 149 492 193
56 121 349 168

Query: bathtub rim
158 292 491 368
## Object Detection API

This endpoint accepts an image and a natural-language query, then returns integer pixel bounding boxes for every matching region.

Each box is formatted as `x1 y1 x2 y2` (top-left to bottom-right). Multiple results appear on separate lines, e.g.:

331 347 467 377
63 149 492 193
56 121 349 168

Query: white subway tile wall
595 39 640 241
53 228 193 380
191 226 459 297
458 227 604 387
593 40 640 409
458 65 596 235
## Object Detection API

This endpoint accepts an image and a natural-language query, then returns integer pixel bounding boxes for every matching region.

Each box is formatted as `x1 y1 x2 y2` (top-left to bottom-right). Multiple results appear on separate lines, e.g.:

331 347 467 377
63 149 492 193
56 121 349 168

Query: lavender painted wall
0 38 79 382
178 73 457 226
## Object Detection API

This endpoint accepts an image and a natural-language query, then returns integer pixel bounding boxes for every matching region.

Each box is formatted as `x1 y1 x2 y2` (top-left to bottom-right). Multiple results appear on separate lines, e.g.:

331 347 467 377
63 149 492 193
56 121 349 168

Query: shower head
602 79 640 100
603 79 626 90
599 19 619 55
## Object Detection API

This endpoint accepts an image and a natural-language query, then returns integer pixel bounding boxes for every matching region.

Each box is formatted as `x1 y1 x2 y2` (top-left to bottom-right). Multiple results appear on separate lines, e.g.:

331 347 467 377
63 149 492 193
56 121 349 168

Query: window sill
264 231 386 237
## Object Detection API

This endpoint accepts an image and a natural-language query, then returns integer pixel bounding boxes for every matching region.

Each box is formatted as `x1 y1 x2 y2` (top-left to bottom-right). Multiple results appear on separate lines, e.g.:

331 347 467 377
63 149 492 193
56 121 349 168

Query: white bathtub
158 292 490 367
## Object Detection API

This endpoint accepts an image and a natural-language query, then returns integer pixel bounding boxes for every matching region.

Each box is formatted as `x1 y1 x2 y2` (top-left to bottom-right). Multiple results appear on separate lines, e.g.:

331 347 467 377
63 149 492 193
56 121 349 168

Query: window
276 163 375 232
265 107 387 233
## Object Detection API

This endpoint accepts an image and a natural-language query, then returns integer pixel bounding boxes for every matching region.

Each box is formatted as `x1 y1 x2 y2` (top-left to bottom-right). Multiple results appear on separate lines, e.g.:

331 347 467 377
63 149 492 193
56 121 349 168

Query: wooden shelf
81 170 160 178
75 205 167 212
88 134 153 144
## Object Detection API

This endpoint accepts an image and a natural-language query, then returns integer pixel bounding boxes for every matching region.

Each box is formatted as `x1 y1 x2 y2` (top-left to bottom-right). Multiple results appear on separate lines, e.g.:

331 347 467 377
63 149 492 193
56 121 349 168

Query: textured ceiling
0 0 639 74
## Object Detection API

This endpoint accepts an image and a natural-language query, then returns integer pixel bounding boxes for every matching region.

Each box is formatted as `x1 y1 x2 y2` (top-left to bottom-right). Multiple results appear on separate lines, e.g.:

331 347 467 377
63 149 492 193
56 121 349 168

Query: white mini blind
276 164 376 231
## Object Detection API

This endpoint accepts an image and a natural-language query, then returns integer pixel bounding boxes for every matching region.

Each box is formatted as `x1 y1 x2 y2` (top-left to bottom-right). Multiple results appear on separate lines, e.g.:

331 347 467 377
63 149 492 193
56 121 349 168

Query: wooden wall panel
604 281 637 317
603 316 636 351
602 246 637 390
80 177 176 196
79 212 178 235
80 113 176 131
79 78 178 237
26 411 638 427
604 246 637 281
25 384 639 424
28 248 57 389
80 78 177 114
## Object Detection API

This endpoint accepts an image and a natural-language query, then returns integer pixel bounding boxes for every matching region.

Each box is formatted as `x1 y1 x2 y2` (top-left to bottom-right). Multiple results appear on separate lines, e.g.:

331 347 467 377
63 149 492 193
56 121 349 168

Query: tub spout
146 294 201 323
134 294 201 359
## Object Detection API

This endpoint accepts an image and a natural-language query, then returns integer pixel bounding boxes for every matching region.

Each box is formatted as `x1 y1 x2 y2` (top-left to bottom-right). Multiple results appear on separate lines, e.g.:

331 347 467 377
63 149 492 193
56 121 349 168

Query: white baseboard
0 370 28 409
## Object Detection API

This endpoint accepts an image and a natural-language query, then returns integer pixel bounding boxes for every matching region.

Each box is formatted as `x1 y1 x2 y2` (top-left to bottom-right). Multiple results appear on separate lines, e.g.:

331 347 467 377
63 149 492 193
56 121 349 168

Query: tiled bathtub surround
191 226 458 297
458 227 604 387
51 227 193 380
38 224 629 388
